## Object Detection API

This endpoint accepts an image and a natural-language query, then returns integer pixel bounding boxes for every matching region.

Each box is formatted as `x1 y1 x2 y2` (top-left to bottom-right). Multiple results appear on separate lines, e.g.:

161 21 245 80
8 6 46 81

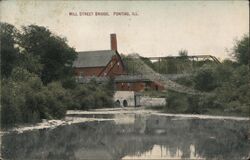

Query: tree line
0 22 114 128
165 35 250 117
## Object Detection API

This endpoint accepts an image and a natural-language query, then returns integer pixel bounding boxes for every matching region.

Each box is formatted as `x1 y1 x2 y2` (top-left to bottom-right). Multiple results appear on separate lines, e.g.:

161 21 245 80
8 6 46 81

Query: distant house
73 34 126 77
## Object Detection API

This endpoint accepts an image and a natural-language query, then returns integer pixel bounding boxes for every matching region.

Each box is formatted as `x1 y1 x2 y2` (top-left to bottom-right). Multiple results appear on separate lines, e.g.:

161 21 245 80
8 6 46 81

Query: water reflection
122 144 205 160
1 114 250 160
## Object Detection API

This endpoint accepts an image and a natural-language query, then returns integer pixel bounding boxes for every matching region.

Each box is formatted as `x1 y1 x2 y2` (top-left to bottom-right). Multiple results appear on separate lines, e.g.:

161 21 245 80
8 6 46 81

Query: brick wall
116 82 146 92
106 56 127 76
115 81 165 92
148 81 165 91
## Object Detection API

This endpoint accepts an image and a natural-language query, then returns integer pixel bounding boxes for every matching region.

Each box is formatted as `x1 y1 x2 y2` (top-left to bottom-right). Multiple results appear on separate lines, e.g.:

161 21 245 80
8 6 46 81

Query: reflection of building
73 34 165 92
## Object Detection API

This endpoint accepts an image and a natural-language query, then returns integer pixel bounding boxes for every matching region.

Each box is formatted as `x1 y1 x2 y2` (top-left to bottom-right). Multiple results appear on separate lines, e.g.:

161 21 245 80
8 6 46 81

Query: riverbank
146 105 250 118
1 107 249 134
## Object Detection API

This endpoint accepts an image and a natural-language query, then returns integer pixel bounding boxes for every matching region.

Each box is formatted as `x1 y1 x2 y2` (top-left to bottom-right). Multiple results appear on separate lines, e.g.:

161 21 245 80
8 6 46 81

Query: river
1 108 250 160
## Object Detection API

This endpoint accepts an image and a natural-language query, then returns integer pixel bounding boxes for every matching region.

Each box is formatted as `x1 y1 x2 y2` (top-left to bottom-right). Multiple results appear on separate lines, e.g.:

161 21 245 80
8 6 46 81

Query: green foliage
61 77 78 89
0 23 115 128
165 91 204 114
193 65 218 92
186 95 203 114
166 61 250 117
1 68 69 127
140 57 156 71
1 69 115 127
70 80 114 110
165 59 179 74
1 22 77 84
214 65 250 116
121 54 150 74
0 22 20 77
18 53 44 75
232 34 249 65
178 49 188 58
19 25 78 84
165 91 188 113
105 77 115 96
175 76 193 87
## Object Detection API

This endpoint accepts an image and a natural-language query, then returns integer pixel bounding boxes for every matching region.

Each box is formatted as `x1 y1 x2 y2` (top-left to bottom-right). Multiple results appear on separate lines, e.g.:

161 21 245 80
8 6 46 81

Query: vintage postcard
0 0 249 160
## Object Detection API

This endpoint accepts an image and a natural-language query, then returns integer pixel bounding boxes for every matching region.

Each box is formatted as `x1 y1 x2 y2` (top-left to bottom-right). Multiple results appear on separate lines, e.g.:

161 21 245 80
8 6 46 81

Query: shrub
1 68 68 127
193 65 217 92
175 76 193 87
186 95 202 114
69 80 114 110
165 91 188 113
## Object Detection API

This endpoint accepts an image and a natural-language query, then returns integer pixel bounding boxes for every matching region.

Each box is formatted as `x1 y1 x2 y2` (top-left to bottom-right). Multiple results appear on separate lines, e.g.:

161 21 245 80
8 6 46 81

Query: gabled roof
73 50 116 68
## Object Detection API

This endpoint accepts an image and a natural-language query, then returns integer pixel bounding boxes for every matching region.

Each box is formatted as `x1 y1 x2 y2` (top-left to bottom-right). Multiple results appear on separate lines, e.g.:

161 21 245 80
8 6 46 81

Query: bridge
144 54 220 64
77 53 219 95
121 54 203 95
124 54 220 75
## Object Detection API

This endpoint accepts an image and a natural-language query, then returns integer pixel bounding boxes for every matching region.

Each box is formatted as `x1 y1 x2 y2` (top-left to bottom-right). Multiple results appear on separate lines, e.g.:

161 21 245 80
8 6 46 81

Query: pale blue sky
0 1 249 59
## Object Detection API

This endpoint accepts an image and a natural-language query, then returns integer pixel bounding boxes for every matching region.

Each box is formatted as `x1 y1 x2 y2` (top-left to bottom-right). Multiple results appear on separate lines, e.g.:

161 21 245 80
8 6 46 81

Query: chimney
110 33 117 51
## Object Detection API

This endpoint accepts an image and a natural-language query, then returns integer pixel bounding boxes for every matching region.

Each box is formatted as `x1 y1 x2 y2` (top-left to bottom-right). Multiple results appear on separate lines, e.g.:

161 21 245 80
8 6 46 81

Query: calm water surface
1 112 250 160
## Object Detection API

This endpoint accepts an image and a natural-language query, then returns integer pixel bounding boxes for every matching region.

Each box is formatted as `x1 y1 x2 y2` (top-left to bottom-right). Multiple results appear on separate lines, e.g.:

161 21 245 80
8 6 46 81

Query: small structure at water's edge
113 91 140 107
113 91 166 107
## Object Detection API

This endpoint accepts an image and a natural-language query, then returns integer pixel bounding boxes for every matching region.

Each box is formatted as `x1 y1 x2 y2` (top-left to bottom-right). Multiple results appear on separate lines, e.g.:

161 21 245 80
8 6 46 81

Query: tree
178 49 188 58
18 25 77 84
193 65 217 92
0 22 20 77
232 34 249 65
166 59 178 74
